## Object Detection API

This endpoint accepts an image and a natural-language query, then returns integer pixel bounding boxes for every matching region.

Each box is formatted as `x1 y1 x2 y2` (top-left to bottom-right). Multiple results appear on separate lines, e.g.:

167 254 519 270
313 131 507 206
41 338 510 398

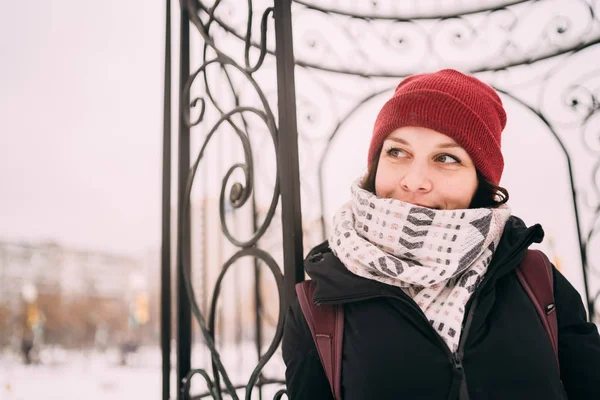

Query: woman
282 69 600 399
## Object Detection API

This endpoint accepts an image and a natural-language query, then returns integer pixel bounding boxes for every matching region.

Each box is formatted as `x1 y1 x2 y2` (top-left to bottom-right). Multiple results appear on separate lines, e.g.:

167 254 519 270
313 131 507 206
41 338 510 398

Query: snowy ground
0 344 287 400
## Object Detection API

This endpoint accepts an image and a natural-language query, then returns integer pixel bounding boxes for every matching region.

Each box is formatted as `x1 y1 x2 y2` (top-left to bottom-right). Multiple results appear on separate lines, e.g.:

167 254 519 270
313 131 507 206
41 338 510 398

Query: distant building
0 239 143 332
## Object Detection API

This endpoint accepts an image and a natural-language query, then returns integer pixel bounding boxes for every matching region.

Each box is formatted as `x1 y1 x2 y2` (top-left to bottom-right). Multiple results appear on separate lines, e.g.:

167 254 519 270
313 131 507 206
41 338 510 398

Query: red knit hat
368 69 507 185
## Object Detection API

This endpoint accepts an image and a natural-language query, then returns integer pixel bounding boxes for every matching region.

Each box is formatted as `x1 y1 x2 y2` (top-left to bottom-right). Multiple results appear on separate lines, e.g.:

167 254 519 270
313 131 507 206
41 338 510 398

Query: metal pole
160 0 172 399
252 196 263 400
176 5 192 399
273 0 305 311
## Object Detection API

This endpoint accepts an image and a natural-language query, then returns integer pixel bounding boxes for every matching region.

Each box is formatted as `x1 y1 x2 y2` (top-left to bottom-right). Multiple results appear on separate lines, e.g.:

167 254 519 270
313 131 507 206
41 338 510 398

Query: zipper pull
453 353 463 373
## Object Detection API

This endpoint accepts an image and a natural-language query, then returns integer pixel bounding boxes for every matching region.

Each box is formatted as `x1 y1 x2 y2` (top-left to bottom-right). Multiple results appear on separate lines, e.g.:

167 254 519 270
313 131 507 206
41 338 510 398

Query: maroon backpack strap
295 280 344 400
515 249 559 369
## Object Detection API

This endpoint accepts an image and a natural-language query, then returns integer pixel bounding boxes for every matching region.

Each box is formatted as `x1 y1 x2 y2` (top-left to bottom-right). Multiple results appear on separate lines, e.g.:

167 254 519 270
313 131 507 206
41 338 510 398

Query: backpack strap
295 280 344 400
515 249 559 369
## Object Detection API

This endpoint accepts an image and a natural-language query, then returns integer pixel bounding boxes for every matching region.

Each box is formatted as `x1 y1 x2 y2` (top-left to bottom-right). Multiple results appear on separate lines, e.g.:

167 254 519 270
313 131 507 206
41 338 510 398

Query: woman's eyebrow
385 137 410 146
385 137 460 149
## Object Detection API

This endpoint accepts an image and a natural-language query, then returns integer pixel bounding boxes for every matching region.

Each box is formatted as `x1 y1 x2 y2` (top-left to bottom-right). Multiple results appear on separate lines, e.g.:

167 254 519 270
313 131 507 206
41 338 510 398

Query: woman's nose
400 165 432 193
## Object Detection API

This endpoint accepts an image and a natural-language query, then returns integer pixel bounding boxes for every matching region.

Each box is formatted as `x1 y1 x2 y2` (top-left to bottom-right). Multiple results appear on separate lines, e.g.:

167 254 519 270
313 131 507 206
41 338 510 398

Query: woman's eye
436 154 461 164
386 147 407 158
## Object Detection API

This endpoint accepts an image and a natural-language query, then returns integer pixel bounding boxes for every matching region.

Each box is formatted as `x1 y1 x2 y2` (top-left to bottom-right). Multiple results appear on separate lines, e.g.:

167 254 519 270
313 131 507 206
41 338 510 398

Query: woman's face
375 126 478 210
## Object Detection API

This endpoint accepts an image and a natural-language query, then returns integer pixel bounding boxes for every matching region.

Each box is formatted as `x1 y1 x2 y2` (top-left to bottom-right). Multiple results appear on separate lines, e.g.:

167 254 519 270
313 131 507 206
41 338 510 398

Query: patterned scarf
329 181 511 352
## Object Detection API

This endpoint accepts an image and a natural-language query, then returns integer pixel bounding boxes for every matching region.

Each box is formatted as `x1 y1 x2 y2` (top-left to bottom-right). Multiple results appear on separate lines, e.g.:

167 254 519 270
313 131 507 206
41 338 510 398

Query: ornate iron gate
162 1 600 399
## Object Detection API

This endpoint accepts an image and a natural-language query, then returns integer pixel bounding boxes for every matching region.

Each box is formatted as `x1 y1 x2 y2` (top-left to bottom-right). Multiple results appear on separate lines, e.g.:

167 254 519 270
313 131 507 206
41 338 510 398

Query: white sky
0 1 164 256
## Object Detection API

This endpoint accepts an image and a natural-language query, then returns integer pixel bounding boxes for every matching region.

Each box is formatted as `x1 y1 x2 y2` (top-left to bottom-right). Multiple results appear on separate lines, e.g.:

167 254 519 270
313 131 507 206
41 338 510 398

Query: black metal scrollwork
289 0 600 76
175 0 289 398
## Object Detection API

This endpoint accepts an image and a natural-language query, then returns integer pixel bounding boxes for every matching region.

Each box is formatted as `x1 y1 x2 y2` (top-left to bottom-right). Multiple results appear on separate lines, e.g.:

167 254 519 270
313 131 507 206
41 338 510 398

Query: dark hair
361 148 509 209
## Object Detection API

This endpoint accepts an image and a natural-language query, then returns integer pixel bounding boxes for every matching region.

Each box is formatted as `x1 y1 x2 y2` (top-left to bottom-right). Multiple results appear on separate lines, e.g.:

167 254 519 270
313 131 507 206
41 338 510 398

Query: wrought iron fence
161 0 600 399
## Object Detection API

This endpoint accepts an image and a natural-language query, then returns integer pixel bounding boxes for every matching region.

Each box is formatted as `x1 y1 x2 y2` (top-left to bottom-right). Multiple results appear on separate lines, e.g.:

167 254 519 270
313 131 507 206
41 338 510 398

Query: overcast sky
0 1 164 256
1 1 597 300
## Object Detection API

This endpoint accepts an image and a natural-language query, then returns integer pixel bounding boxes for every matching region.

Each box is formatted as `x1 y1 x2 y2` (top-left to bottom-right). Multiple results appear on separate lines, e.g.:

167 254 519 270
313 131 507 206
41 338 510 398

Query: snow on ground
0 343 287 400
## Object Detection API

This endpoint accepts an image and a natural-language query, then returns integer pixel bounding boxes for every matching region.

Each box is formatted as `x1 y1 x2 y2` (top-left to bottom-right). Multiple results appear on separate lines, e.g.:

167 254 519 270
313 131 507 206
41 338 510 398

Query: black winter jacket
282 216 600 399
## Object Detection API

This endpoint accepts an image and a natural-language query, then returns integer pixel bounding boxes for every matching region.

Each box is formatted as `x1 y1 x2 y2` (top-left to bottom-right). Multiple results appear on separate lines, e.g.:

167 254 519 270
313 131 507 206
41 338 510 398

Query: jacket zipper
394 290 482 400
454 294 480 400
